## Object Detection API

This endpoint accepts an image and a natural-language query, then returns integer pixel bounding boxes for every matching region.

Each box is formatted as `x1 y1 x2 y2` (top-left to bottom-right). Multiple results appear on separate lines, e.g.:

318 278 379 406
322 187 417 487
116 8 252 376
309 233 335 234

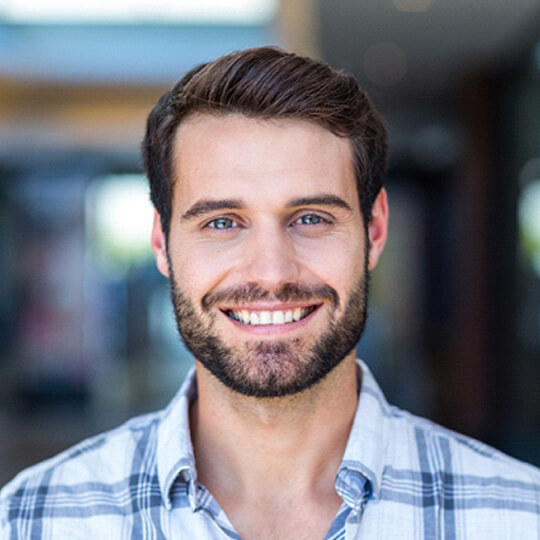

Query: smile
224 305 318 326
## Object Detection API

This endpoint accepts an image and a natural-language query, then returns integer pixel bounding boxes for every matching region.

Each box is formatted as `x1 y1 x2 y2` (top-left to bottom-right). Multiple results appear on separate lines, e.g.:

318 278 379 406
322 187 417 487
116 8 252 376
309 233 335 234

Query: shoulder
394 407 540 481
382 406 540 536
0 410 162 531
2 410 162 495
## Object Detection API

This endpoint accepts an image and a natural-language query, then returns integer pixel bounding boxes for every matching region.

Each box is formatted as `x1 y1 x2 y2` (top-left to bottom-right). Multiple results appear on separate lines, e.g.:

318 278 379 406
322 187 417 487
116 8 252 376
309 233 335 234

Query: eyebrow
180 193 353 221
286 194 353 212
181 199 245 221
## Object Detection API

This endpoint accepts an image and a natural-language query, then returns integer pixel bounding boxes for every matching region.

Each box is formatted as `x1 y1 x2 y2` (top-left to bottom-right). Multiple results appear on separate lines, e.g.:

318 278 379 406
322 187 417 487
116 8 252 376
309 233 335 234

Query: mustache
201 283 340 310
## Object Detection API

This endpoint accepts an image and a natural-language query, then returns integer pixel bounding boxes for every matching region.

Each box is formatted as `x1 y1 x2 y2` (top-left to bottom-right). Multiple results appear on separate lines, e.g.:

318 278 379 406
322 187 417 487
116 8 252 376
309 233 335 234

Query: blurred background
1 0 540 483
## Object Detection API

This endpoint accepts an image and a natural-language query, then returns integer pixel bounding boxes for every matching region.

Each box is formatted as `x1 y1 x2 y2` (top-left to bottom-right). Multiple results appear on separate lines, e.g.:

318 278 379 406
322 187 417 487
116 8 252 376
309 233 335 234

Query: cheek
295 235 366 286
170 239 234 298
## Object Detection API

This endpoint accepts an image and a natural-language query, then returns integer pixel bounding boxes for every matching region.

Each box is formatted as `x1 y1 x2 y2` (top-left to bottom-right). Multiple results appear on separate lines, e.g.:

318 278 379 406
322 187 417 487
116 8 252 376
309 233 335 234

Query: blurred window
86 174 154 278
0 0 277 24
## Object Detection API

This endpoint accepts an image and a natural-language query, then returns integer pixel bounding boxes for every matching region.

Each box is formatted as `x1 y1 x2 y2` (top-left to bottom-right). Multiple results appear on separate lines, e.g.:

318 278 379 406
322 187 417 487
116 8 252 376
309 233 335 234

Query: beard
167 251 369 398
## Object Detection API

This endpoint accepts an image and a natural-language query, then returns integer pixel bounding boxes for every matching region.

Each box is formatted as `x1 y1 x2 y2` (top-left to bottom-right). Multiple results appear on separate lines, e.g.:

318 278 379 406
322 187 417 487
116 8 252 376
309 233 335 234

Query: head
142 46 387 240
143 47 389 398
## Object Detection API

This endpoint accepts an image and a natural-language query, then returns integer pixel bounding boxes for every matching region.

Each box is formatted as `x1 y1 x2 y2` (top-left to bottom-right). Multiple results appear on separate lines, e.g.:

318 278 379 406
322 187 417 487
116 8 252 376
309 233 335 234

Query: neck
190 353 359 502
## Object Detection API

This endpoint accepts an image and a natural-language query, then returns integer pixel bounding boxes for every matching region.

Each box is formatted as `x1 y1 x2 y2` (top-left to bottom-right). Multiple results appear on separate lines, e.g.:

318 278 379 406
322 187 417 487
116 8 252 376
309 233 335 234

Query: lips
224 305 318 326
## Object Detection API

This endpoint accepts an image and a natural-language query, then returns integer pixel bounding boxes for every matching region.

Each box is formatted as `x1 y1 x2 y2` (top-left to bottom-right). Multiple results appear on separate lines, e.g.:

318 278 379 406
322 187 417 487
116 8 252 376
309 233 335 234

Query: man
1 47 539 539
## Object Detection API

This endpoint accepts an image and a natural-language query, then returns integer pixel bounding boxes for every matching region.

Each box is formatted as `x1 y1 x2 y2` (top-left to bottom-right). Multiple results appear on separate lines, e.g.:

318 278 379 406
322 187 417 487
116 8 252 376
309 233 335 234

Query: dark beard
167 253 369 398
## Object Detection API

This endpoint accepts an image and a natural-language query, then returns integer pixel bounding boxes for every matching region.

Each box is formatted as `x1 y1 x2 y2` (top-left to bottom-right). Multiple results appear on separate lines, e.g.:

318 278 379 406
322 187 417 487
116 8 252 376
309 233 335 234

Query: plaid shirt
1 360 539 539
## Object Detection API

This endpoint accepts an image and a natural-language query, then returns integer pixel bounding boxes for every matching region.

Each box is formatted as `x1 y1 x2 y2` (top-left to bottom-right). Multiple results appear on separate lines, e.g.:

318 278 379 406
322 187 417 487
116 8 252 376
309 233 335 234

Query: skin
151 113 388 539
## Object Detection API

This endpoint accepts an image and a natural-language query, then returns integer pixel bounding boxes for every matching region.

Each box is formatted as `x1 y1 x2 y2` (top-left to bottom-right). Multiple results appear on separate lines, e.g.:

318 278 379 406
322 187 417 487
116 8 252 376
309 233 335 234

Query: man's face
152 114 387 397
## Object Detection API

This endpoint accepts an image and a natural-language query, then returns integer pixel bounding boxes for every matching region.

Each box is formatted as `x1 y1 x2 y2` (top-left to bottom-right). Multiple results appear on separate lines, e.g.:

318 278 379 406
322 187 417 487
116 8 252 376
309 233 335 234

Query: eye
205 216 239 230
292 213 330 226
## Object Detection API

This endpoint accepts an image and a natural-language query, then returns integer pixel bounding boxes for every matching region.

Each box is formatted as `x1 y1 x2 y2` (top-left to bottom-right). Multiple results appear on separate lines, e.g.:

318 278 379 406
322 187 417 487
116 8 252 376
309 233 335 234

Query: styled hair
142 46 387 237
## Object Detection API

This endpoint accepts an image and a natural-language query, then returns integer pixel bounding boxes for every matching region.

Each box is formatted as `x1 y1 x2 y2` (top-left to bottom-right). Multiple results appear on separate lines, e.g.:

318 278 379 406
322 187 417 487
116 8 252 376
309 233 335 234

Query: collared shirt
1 360 539 539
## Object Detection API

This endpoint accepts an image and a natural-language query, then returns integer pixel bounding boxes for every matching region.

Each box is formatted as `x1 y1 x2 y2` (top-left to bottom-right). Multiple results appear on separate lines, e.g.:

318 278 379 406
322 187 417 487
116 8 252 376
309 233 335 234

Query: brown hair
142 46 387 237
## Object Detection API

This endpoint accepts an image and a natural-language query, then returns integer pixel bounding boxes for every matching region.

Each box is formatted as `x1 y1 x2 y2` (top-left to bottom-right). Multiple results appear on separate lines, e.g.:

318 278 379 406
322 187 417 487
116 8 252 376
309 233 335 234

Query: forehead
171 113 359 212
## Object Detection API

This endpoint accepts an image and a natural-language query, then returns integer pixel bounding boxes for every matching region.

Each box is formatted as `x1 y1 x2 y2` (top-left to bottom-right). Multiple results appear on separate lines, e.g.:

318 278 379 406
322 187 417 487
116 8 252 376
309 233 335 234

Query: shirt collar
335 360 390 506
156 359 390 510
156 366 198 510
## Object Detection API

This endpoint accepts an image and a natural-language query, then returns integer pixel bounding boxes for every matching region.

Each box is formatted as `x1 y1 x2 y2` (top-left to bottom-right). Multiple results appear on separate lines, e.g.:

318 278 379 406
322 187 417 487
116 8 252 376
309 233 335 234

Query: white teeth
228 306 316 326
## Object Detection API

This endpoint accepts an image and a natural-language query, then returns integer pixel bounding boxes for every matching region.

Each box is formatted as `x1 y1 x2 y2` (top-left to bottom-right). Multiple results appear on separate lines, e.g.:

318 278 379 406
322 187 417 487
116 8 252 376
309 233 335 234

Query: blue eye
295 214 324 225
207 217 237 229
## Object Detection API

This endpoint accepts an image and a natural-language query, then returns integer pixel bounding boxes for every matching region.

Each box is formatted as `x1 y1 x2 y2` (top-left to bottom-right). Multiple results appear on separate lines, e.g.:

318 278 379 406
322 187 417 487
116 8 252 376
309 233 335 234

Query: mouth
222 305 319 326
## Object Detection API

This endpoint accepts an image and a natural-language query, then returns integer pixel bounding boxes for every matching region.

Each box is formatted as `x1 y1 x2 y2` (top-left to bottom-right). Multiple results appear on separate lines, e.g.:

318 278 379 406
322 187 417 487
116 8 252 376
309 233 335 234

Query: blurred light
0 0 277 25
519 157 540 188
86 174 154 276
363 43 407 87
519 178 540 277
392 0 431 12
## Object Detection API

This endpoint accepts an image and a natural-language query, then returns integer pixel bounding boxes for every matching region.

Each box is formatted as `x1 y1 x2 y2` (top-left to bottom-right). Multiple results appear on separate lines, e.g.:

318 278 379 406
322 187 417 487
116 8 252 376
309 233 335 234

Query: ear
151 209 170 278
367 188 389 271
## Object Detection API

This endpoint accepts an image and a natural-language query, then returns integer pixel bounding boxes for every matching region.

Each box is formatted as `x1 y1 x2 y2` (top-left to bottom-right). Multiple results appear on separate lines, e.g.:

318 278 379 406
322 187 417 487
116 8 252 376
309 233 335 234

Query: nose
241 222 301 291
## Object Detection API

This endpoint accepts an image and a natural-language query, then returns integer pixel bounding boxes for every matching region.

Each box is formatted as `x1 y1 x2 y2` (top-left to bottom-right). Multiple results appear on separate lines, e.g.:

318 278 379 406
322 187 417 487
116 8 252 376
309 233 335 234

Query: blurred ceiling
318 0 540 108
0 24 277 84
1 0 539 105
1 0 539 155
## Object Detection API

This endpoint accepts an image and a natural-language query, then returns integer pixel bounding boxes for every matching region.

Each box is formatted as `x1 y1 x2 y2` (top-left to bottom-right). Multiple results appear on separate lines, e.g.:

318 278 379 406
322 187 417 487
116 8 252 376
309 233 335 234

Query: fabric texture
1 360 539 539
